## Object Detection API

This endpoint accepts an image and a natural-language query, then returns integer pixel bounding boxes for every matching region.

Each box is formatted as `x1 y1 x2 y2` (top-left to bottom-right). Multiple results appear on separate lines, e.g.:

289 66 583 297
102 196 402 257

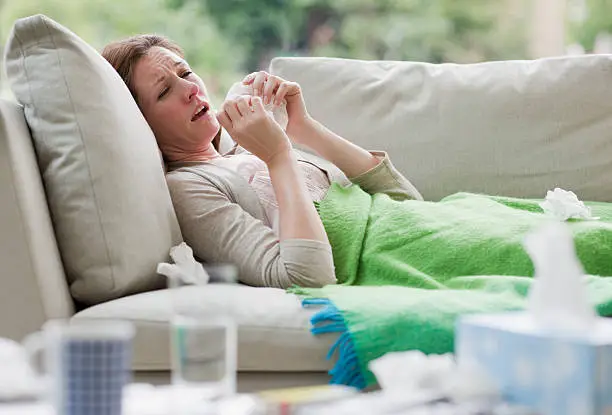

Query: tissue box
456 312 612 415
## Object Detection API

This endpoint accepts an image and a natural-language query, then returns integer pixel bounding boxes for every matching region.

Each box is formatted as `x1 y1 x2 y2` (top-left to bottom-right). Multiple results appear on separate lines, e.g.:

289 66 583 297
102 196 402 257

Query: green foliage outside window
1 0 611 104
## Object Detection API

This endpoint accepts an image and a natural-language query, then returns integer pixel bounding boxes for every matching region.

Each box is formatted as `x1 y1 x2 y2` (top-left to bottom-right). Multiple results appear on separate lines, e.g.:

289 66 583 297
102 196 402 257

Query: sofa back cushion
270 56 612 202
4 14 182 305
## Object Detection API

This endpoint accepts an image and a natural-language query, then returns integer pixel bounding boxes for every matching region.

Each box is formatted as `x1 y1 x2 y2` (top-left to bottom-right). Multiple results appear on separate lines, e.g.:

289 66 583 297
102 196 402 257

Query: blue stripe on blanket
302 298 367 389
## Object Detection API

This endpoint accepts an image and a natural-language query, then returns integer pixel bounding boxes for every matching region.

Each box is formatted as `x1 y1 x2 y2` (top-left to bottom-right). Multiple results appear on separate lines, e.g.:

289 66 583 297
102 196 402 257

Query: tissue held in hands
225 81 289 130
456 223 612 415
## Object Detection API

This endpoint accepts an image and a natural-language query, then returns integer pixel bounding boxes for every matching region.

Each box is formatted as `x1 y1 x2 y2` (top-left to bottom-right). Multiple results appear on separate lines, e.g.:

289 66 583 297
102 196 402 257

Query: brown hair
102 34 183 103
101 35 221 150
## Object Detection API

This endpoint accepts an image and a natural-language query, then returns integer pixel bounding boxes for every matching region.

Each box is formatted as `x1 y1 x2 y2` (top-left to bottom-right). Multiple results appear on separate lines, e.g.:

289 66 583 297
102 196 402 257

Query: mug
23 319 134 415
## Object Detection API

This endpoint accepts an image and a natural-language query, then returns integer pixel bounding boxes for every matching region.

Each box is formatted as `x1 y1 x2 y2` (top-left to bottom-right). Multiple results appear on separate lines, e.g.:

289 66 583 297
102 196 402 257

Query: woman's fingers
222 100 242 122
235 96 252 116
252 72 268 98
263 76 280 105
273 81 299 106
251 95 265 113
243 71 295 106
274 82 290 106
218 96 260 131
242 72 258 85
216 109 232 131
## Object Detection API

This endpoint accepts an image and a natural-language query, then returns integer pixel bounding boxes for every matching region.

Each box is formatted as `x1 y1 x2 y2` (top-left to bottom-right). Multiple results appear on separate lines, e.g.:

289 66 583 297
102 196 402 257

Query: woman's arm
267 149 329 242
245 71 379 178
288 117 380 179
166 168 335 288
217 95 328 244
245 71 422 200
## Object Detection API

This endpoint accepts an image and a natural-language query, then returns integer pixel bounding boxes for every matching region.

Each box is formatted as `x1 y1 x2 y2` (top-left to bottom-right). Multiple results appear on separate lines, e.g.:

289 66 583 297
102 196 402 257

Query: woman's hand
216 95 292 165
242 71 311 139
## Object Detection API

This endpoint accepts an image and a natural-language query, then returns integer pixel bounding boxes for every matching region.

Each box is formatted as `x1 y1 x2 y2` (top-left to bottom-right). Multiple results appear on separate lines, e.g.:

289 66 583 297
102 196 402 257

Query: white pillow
270 56 612 202
4 14 183 305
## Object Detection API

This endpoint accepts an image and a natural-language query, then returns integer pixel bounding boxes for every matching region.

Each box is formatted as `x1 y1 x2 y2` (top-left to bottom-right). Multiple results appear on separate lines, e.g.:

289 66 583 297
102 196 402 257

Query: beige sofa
3 15 612 393
0 97 336 391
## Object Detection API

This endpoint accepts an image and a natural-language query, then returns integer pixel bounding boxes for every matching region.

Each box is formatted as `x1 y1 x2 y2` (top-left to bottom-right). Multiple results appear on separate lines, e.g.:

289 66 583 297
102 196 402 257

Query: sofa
3 14 612 392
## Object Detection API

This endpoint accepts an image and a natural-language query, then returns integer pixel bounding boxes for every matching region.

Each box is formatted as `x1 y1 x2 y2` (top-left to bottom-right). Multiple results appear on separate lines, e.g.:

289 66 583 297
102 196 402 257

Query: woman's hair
101 34 221 151
101 34 184 103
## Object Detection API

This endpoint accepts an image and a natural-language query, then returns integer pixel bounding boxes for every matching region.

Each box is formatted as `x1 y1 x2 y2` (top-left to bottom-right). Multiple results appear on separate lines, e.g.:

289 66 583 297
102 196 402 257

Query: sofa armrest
0 100 74 341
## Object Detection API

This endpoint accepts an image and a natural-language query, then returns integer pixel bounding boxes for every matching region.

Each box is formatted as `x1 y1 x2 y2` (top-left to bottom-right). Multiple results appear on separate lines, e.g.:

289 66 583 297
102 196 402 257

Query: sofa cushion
72 285 335 372
270 56 612 202
4 15 182 305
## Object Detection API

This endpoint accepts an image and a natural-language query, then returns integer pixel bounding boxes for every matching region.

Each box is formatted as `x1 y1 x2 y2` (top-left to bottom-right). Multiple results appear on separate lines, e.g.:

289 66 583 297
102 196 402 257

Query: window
1 0 610 105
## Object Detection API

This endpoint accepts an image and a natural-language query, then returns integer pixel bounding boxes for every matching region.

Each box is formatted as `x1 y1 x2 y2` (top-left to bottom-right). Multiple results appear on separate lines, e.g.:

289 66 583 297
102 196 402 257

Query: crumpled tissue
157 242 209 286
122 384 261 415
456 222 612 415
539 187 598 221
369 350 499 404
225 81 289 130
0 337 43 401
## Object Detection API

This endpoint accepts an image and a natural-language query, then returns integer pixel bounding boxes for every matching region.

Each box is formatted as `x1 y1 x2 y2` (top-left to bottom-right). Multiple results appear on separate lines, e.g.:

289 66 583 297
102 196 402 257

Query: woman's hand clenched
216 95 292 165
242 71 311 139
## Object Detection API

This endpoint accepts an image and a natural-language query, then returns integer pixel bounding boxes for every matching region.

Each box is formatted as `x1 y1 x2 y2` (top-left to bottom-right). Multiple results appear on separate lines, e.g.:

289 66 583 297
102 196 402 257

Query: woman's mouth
191 103 210 122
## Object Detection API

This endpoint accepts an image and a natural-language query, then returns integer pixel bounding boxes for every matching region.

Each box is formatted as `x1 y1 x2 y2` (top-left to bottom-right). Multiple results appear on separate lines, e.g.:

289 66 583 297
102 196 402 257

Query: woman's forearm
290 118 380 178
267 150 329 243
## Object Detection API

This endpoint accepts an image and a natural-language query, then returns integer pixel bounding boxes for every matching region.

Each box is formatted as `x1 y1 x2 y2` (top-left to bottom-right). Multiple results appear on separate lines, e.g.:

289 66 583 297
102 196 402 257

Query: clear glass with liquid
166 263 238 413
170 314 237 412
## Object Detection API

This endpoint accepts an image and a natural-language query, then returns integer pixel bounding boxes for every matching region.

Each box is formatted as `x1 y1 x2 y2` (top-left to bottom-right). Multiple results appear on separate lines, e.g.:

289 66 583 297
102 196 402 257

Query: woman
102 35 423 288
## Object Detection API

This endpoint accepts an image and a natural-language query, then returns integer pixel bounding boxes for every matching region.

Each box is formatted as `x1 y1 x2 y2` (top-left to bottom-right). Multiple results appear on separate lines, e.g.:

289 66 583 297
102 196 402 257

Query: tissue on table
368 350 499 404
456 223 612 415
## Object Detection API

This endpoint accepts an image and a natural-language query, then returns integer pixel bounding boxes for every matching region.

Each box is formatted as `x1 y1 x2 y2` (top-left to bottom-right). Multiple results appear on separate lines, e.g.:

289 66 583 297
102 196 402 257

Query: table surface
1 402 53 415
0 384 258 415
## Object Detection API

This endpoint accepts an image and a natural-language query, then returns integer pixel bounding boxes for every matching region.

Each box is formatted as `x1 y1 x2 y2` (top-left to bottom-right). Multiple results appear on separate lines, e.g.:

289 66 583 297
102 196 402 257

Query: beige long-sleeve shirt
165 148 422 289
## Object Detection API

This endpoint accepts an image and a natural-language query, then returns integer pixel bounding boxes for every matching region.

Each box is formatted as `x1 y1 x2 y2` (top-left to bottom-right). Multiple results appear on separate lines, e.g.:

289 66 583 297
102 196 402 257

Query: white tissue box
456 312 612 415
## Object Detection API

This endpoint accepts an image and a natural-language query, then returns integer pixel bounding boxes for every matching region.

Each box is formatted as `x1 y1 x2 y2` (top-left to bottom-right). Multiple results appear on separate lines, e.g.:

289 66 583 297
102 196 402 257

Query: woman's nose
184 80 199 102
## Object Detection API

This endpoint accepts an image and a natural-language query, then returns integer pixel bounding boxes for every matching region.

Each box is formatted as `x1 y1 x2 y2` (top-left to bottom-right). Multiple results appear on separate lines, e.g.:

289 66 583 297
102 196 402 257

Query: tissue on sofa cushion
4 15 183 305
270 56 612 202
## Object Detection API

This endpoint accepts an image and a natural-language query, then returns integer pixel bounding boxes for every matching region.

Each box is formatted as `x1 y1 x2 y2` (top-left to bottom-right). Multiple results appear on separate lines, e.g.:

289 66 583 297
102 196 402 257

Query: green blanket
291 184 612 388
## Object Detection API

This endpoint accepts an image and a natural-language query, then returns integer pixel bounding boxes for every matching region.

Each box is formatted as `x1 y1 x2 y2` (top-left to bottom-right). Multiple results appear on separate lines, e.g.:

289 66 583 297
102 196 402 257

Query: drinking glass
167 263 238 412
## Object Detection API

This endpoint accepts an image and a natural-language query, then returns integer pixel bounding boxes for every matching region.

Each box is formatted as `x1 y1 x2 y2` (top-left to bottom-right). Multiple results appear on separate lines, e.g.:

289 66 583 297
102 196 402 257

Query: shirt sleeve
348 151 424 201
166 170 336 289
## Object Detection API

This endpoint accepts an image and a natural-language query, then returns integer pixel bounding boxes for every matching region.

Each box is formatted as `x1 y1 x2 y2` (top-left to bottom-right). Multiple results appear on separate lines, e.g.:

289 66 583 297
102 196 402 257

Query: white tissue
0 337 43 401
523 222 596 333
123 384 261 415
156 242 209 285
539 188 598 221
225 81 289 130
369 351 498 402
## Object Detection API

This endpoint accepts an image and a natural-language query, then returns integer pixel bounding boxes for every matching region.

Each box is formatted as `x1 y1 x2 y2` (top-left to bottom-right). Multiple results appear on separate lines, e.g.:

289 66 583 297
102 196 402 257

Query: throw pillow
4 14 183 305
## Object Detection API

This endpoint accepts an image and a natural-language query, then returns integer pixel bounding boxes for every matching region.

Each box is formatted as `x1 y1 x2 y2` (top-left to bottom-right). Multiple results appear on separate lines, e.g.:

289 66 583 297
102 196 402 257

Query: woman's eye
181 71 193 78
158 87 170 100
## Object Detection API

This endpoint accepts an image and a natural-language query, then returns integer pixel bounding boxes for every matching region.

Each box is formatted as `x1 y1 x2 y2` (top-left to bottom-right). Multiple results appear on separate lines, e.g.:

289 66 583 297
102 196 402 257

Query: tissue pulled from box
523 222 596 333
453 223 612 415
157 242 209 285
539 187 598 221
225 81 289 130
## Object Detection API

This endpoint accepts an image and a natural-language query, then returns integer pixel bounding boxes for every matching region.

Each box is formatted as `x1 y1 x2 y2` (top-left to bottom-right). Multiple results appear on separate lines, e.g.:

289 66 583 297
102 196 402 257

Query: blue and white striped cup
23 319 134 415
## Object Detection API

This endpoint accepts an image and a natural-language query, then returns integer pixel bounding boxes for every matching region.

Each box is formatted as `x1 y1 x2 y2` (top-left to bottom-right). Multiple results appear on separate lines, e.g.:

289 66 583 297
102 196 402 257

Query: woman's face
132 46 220 160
